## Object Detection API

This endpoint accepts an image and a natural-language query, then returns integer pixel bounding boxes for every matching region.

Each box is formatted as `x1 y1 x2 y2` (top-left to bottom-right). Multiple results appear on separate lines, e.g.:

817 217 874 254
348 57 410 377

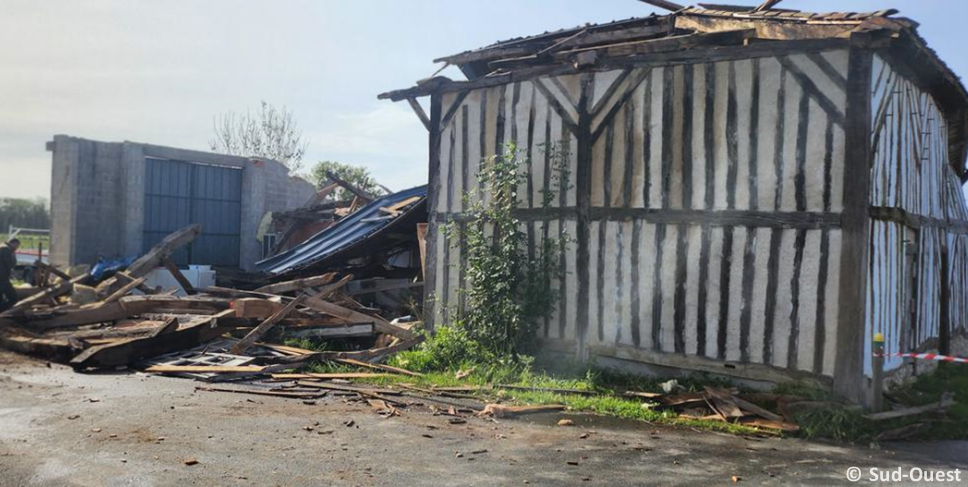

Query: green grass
0 233 49 251
772 363 968 443
291 334 967 442
295 341 762 436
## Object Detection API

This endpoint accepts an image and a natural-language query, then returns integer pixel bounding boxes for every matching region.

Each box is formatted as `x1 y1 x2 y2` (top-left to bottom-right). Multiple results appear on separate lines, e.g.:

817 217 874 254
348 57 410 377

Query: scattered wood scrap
95 223 201 297
661 387 800 433
864 394 956 421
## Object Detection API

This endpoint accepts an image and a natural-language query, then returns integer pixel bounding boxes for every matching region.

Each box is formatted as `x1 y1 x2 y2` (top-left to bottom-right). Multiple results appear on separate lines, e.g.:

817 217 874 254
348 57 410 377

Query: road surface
0 352 962 486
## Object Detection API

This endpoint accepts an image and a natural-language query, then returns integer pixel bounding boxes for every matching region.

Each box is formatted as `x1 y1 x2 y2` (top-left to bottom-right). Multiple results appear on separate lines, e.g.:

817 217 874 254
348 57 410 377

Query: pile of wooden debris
660 386 800 433
0 224 422 377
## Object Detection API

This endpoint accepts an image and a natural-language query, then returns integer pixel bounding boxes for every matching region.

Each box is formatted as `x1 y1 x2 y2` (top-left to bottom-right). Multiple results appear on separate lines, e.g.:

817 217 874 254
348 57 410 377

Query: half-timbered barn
380 4 968 404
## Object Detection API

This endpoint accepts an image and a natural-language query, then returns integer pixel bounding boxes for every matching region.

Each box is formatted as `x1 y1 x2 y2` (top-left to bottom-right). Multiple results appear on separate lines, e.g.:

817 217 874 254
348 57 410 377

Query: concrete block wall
49 135 316 271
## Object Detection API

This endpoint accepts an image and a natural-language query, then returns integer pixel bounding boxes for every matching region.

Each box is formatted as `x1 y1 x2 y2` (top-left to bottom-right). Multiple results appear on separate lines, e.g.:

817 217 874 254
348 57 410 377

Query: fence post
871 332 885 413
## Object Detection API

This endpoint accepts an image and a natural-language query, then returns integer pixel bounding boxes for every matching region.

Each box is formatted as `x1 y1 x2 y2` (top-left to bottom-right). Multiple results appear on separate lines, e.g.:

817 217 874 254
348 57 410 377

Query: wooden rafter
753 0 784 13
326 171 375 203
637 0 684 12
406 97 431 131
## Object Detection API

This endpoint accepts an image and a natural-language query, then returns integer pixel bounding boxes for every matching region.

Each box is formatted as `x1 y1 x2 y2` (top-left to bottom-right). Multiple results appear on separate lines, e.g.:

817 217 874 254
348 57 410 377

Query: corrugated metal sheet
256 185 427 276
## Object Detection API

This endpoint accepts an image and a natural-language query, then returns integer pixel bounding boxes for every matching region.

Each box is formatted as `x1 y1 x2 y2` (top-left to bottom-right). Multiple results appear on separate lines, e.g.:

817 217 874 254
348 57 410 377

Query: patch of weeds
282 337 331 352
794 407 871 442
773 363 968 442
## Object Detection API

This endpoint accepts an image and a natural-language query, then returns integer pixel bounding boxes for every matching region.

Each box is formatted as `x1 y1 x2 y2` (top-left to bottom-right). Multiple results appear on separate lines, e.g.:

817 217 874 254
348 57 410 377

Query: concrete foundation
48 135 315 271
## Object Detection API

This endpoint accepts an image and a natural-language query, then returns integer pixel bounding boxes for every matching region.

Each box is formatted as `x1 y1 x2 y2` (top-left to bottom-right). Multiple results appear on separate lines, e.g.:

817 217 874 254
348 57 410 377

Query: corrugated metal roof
255 185 427 276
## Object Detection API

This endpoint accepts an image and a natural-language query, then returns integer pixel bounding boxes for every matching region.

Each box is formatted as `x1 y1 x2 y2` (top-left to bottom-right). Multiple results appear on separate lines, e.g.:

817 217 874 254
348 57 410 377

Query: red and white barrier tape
874 352 968 364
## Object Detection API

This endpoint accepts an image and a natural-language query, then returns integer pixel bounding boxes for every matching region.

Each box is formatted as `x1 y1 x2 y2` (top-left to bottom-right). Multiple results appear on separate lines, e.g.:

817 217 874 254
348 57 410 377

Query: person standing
0 239 21 312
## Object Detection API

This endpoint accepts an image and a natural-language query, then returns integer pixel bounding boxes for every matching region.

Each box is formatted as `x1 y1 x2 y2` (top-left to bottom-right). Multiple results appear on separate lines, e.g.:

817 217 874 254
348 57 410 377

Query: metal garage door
143 158 242 267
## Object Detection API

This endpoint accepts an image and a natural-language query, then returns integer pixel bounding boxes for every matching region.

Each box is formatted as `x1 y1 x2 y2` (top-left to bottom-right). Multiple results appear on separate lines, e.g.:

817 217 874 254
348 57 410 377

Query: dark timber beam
835 32 874 407
325 171 375 203
377 39 849 102
407 98 431 131
423 93 443 332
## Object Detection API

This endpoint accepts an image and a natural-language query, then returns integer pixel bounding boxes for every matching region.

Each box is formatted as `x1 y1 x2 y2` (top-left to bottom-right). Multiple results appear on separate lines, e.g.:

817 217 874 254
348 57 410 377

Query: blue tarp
256 185 427 276
90 255 138 281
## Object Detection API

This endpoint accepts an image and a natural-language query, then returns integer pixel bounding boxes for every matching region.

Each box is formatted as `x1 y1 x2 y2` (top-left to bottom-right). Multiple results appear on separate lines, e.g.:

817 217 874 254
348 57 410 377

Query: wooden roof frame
379 6 968 179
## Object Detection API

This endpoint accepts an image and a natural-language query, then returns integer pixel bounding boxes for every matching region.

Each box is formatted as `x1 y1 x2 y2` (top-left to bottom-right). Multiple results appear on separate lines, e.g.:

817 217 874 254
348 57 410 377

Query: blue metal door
143 158 242 267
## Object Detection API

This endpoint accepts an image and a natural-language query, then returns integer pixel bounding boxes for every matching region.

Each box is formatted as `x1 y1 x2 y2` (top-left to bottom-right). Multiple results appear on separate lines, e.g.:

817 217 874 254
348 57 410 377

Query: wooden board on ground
271 372 390 380
69 310 233 369
146 365 267 373
230 295 306 354
254 273 337 295
334 357 422 377
195 386 326 399
23 296 229 331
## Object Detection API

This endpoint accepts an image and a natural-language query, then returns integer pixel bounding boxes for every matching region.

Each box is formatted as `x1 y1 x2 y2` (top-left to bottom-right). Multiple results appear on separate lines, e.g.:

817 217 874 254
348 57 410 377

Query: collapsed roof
380 3 968 179
255 185 427 277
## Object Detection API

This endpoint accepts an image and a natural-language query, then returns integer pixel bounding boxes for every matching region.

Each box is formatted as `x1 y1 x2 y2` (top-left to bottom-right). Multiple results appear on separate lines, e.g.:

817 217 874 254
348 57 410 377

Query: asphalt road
0 351 963 486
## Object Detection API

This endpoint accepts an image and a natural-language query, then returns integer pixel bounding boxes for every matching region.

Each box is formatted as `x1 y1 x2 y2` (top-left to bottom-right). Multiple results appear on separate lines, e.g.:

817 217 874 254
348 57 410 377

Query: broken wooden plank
326 171 374 202
69 310 234 369
480 403 567 417
254 272 337 295
297 380 407 406
730 395 785 421
0 328 73 361
148 316 180 338
334 357 423 377
311 274 354 300
295 380 401 395
623 391 664 399
35 261 72 282
101 276 147 304
496 384 599 396
738 417 800 433
231 298 285 318
270 372 390 380
864 396 956 421
230 295 306 355
195 385 326 399
146 365 267 373
1 273 90 317
302 295 416 341
162 257 196 295
285 322 373 339
660 392 708 407
272 335 425 365
22 295 229 332
378 195 422 217
113 271 155 295
95 224 201 296
704 387 744 419
257 342 314 356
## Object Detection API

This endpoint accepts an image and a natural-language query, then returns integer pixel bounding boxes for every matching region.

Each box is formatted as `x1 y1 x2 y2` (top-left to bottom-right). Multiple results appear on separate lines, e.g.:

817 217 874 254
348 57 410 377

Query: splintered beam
754 0 784 12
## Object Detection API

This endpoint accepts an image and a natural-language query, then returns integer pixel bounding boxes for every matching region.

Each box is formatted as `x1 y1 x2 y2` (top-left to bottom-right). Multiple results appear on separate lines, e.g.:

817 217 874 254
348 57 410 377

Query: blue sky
1 0 965 200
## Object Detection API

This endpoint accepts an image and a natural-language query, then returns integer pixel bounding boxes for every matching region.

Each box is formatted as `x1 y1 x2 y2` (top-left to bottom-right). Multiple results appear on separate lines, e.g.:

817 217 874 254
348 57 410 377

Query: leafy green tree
0 198 49 231
311 160 387 201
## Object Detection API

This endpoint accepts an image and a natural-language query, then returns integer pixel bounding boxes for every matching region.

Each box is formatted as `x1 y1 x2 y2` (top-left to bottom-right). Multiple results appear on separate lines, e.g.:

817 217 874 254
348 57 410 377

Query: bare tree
210 101 308 173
